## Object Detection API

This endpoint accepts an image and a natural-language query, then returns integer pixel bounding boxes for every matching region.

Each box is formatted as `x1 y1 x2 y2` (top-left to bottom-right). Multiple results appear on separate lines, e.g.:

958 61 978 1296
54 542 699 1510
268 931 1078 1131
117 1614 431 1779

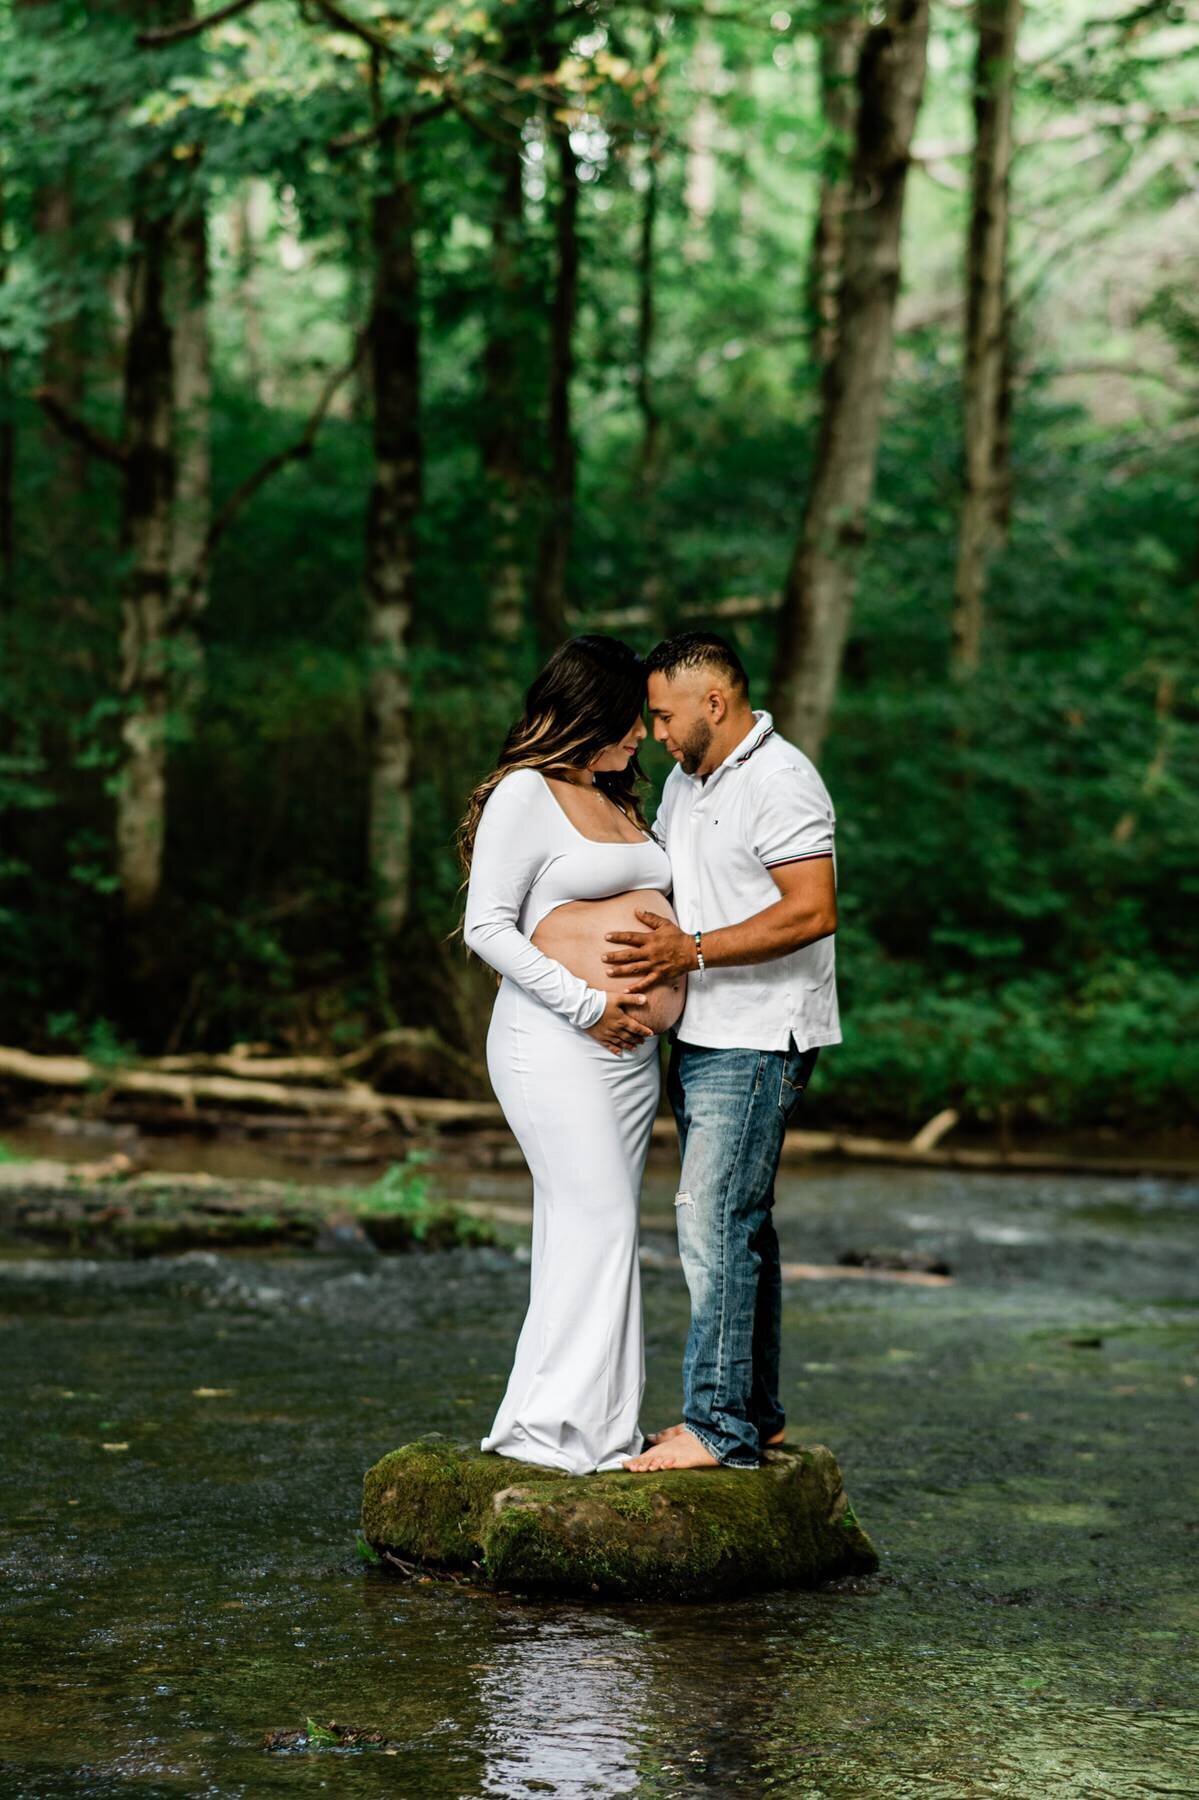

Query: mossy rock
361 1435 878 1600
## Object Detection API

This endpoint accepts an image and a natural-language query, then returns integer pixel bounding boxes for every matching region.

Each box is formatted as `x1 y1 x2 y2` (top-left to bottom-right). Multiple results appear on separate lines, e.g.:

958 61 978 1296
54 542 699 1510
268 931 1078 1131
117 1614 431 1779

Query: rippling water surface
1 1163 1196 1797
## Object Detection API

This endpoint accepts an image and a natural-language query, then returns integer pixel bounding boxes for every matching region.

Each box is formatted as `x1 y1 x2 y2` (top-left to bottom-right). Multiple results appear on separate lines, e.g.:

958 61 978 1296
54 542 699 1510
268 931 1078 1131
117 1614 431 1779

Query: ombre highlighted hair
457 635 649 875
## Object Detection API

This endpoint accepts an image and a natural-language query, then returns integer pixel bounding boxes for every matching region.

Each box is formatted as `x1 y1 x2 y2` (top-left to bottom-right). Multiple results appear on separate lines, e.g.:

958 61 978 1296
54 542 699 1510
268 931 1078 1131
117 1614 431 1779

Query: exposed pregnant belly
531 889 686 1037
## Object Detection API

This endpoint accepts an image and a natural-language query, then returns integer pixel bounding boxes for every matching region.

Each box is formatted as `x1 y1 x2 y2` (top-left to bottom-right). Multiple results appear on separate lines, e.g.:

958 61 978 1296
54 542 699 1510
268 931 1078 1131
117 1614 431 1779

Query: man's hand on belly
606 862 838 989
603 909 698 991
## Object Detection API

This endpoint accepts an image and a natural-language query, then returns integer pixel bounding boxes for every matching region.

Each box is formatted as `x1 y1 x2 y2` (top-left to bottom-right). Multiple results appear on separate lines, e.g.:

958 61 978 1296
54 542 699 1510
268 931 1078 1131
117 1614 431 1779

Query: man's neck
697 709 759 781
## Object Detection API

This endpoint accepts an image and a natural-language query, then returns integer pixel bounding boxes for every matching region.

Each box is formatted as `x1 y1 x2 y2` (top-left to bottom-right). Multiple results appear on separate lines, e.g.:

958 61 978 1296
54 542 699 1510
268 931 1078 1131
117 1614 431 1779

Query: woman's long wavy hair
457 635 649 877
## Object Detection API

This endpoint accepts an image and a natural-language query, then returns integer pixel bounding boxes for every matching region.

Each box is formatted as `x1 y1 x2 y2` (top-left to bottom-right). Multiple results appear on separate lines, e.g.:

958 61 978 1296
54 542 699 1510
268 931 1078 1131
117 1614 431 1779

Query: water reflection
474 1612 651 1798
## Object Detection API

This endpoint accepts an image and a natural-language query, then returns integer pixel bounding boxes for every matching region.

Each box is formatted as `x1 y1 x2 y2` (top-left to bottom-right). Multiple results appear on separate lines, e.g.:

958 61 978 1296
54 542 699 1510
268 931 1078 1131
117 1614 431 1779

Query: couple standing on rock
459 630 840 1475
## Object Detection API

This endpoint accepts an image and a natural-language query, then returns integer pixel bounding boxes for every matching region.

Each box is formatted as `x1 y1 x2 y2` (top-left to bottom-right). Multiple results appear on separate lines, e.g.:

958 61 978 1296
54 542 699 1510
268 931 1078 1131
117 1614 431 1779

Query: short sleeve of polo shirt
752 767 835 869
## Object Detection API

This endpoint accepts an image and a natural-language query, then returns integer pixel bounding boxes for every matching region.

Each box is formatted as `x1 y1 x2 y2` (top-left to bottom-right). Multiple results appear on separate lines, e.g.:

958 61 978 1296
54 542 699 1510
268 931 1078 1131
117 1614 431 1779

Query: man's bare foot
623 1427 719 1472
646 1422 786 1448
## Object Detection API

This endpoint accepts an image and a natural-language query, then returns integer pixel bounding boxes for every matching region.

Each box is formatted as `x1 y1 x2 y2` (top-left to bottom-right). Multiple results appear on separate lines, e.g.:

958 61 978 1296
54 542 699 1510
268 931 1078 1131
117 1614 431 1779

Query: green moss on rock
362 1437 562 1568
361 1435 878 1599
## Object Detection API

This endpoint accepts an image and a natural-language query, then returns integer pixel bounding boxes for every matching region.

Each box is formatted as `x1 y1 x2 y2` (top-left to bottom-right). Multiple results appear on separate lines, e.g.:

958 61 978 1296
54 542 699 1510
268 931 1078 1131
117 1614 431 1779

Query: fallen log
0 1045 502 1127
3 1046 1194 1177
116 1028 486 1100
909 1107 960 1152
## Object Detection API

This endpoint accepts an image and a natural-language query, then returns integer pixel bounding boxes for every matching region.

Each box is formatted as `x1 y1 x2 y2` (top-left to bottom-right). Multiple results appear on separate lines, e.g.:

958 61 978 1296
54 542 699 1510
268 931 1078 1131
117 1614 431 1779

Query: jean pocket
777 1049 818 1120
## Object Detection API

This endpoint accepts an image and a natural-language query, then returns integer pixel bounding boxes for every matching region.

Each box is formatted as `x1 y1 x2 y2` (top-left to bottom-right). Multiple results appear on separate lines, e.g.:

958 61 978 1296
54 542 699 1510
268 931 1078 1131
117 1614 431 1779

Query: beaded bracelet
694 930 706 979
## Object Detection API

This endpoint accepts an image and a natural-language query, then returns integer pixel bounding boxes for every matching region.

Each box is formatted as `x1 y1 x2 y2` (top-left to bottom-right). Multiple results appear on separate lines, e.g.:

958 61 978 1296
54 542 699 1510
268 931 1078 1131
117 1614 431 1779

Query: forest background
1 0 1196 1137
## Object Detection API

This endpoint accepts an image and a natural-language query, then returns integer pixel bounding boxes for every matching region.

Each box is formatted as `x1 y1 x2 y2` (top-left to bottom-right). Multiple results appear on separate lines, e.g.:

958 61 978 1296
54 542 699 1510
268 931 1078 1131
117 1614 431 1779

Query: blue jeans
667 1040 820 1468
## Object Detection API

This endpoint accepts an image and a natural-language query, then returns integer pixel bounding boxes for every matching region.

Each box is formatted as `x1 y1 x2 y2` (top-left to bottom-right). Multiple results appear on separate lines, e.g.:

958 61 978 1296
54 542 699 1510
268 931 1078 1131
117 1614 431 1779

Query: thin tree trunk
732 59 758 255
39 188 89 503
229 181 269 405
482 130 528 646
771 0 931 761
636 129 668 631
991 269 1015 539
807 1 865 367
115 0 202 924
531 107 579 658
365 113 421 942
0 173 14 607
168 187 210 688
951 0 1021 677
18 0 89 554
346 183 372 426
116 159 176 920
636 135 661 488
684 35 719 254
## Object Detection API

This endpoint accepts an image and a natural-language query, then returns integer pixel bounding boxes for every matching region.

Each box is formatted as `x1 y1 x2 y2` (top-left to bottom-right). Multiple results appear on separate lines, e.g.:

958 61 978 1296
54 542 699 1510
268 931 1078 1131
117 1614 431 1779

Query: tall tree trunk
0 174 14 609
684 35 720 254
168 186 210 697
365 114 421 943
636 135 661 488
951 0 1021 677
38 187 89 506
115 0 203 926
18 0 89 560
116 159 177 920
346 182 372 426
531 108 579 658
807 1 865 367
482 129 529 647
636 129 667 631
771 0 930 761
229 181 269 405
990 265 1015 539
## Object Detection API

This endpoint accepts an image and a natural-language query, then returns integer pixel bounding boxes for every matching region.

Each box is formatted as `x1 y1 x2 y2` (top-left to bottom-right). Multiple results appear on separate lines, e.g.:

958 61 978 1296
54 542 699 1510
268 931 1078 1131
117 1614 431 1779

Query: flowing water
1 1158 1196 1798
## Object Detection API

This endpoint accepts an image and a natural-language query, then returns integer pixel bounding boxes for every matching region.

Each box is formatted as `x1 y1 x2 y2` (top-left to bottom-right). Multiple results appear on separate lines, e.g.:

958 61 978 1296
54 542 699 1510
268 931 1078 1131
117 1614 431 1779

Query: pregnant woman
460 636 684 1474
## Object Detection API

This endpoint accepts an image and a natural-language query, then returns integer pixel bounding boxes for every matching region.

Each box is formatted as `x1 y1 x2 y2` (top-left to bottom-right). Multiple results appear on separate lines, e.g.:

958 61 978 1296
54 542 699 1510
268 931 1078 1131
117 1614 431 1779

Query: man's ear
707 687 727 723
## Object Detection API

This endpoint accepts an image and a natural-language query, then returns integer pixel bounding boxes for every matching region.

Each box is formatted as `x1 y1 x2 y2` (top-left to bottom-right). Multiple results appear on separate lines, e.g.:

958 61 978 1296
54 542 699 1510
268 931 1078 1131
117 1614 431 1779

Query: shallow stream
1 1161 1196 1796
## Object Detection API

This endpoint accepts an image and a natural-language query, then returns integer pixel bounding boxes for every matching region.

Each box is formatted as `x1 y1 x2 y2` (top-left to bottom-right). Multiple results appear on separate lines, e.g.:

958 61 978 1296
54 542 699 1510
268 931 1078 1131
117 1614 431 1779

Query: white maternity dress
463 767 671 1475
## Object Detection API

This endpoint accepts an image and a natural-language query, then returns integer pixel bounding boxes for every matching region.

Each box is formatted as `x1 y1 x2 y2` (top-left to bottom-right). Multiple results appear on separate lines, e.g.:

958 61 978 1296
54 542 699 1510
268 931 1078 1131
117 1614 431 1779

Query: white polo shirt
652 710 841 1053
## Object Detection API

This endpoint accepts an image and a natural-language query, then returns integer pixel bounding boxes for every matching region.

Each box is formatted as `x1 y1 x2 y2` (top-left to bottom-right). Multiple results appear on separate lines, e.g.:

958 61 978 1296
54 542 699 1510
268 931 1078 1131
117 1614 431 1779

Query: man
606 631 840 1473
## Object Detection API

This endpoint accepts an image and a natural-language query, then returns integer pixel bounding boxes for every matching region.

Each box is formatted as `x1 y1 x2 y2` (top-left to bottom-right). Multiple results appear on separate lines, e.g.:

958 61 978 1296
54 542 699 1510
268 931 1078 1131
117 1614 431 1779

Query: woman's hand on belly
586 991 655 1056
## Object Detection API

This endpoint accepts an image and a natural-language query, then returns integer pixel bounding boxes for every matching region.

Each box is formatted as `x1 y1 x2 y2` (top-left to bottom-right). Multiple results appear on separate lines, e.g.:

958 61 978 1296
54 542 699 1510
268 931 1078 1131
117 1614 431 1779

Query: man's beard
678 719 712 775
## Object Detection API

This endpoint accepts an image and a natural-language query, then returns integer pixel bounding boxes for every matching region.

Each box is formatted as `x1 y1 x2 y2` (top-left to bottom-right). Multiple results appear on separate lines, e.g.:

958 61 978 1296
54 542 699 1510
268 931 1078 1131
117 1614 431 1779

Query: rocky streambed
0 1158 499 1256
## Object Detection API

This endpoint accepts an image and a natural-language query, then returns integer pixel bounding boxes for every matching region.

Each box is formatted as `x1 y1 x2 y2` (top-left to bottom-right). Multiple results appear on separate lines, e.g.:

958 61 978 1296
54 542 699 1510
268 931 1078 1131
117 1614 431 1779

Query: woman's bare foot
646 1422 786 1448
623 1427 719 1471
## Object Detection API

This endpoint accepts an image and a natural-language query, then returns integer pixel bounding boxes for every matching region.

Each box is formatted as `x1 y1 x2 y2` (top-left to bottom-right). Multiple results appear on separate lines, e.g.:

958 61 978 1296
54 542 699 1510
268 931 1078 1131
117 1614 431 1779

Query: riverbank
0 1158 498 1257
3 1094 1197 1188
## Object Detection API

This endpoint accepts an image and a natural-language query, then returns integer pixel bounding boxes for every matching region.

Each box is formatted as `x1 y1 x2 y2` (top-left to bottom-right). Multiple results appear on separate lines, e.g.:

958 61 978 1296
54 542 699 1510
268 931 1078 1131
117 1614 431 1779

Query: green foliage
304 1717 339 1747
47 1014 137 1073
353 1154 435 1234
0 0 1194 1131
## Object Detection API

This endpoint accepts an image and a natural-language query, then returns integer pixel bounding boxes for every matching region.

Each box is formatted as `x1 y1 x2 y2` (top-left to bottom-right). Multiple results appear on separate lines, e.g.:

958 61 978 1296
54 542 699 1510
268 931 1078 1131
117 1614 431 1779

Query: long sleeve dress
463 767 672 1474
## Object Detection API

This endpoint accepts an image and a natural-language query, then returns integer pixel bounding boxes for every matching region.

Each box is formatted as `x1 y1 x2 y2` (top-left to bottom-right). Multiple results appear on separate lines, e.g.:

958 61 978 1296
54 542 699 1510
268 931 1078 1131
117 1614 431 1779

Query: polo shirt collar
693 709 775 789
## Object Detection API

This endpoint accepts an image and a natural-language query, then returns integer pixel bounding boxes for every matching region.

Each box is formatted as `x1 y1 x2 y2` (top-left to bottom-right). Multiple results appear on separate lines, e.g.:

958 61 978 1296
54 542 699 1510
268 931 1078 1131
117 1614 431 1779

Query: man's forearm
700 896 836 969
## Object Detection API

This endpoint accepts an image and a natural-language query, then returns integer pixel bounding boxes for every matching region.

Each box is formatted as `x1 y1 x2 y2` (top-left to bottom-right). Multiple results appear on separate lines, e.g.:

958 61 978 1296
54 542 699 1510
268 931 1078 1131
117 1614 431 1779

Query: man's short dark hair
645 629 749 696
